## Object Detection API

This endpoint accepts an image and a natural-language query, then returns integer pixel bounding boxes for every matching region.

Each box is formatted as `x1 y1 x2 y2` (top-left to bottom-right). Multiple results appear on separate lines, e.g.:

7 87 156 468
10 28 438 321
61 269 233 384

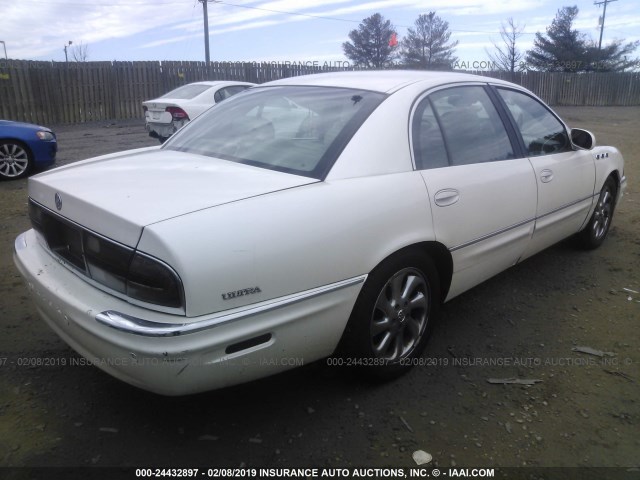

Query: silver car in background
142 81 254 142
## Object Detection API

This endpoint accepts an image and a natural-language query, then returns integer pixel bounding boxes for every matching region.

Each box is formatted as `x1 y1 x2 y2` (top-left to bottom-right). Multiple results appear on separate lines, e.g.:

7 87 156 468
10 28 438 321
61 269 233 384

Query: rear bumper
145 119 188 139
14 229 363 395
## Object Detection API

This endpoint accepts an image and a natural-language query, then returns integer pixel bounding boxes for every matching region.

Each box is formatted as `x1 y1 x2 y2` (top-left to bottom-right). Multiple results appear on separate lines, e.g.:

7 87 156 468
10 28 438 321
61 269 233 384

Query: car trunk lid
143 100 183 124
29 149 318 247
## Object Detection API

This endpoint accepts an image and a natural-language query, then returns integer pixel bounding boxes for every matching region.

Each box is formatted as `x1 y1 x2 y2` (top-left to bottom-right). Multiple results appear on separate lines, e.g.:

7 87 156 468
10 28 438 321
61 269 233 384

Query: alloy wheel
592 185 614 240
0 142 30 178
370 267 429 362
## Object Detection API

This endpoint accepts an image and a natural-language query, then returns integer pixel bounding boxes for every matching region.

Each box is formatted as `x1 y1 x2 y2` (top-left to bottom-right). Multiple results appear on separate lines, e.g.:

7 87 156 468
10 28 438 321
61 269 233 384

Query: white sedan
14 71 626 395
142 81 254 142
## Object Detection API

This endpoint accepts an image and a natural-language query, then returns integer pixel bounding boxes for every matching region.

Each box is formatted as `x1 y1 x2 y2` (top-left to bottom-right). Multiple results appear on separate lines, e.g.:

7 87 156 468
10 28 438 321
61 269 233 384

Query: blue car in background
0 120 57 179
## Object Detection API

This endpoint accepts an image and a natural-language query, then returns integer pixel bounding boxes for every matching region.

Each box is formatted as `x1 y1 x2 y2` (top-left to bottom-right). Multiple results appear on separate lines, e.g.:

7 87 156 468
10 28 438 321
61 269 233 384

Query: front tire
0 140 32 179
576 177 617 249
340 251 440 380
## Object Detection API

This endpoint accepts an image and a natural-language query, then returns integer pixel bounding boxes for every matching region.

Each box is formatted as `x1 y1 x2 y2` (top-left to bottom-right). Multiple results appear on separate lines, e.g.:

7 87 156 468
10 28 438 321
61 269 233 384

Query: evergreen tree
343 13 399 68
402 12 458 70
585 39 639 72
526 6 638 72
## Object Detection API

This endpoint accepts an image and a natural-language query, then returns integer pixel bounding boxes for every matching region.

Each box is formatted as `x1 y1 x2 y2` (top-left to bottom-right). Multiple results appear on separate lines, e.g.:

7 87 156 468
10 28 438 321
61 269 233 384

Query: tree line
342 6 639 73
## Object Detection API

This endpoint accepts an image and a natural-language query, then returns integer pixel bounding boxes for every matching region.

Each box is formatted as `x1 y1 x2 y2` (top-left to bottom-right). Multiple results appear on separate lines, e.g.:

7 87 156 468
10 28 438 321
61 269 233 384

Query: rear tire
339 250 440 380
576 177 617 250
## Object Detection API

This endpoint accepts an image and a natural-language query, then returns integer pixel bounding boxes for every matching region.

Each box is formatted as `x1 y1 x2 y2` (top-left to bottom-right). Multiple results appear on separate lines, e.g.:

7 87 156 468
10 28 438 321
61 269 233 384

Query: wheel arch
598 169 621 206
372 241 453 303
606 169 621 194
0 138 34 161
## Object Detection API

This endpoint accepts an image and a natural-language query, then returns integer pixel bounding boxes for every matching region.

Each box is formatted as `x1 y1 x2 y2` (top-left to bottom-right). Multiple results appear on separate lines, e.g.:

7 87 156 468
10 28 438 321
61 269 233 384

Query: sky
1 0 639 68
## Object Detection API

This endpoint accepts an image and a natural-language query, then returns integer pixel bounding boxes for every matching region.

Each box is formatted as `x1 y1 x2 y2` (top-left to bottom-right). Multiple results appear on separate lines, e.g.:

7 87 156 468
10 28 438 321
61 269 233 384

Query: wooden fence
471 70 640 107
0 59 638 125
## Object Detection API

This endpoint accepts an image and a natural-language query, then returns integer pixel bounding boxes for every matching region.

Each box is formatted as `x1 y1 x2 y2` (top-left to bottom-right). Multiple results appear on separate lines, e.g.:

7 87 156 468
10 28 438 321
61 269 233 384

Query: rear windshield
160 84 212 99
163 86 385 179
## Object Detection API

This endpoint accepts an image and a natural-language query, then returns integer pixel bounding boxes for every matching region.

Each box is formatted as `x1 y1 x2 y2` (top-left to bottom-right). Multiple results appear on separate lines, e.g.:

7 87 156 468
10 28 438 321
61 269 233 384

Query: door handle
434 189 460 207
540 169 554 183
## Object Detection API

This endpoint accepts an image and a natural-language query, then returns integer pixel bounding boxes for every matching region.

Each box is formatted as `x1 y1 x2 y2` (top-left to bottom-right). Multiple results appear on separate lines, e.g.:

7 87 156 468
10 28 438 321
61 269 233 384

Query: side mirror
571 128 596 150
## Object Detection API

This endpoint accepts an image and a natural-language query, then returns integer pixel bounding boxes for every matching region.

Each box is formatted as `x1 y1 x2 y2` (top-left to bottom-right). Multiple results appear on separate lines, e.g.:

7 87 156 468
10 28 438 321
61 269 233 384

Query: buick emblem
54 192 62 211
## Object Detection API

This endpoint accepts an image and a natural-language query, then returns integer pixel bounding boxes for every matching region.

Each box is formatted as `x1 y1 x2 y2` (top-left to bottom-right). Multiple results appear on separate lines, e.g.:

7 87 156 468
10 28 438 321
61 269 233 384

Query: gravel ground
0 108 638 475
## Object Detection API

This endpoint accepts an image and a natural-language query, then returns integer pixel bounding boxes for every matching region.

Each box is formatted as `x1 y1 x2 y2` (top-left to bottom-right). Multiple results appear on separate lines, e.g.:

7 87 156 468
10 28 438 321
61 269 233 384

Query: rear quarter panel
138 173 434 317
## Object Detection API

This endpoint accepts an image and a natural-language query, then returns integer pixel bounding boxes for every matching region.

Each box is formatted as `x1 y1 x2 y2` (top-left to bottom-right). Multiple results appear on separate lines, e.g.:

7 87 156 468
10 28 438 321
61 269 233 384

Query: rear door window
429 86 515 166
412 99 449 170
214 86 250 103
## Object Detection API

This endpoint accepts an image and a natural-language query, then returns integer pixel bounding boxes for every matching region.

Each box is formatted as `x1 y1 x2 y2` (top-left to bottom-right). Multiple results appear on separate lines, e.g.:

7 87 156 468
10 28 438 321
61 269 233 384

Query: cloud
3 0 198 58
2 0 637 61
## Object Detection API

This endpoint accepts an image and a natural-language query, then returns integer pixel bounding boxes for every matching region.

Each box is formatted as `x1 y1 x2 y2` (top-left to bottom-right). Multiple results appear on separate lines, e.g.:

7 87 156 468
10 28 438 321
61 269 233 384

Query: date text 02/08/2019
135 467 497 478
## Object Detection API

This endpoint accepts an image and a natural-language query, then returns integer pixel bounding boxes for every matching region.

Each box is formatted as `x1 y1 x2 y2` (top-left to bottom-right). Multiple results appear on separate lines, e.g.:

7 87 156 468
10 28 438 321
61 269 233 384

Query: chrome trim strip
95 275 367 337
449 193 597 252
449 217 535 252
535 193 596 221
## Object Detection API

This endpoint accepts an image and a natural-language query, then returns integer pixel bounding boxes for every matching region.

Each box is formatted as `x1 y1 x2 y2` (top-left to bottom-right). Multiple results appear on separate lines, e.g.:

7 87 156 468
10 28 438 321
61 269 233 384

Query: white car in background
15 71 626 395
142 81 254 142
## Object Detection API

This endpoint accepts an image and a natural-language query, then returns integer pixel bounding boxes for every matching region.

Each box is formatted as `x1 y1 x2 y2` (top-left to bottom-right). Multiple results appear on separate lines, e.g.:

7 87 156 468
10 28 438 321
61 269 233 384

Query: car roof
263 70 516 93
187 81 255 87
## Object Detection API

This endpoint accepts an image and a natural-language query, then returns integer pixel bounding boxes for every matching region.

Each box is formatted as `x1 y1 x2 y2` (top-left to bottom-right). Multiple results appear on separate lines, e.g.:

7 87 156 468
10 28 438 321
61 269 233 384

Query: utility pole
64 40 73 62
594 0 618 50
199 0 217 64
0 41 7 60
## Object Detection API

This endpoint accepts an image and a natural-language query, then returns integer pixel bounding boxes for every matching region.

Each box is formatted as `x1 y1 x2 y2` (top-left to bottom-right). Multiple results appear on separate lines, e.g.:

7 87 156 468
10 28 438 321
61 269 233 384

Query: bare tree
71 41 89 62
486 18 525 78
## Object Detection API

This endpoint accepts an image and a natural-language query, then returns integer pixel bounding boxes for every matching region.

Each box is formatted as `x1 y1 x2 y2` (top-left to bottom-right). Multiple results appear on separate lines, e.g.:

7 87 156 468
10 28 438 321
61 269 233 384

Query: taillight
29 200 184 310
166 106 189 120
127 253 183 308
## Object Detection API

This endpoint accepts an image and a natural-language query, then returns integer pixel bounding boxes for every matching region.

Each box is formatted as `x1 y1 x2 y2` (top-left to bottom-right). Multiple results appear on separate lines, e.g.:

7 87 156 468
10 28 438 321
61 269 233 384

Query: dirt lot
1 108 639 475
